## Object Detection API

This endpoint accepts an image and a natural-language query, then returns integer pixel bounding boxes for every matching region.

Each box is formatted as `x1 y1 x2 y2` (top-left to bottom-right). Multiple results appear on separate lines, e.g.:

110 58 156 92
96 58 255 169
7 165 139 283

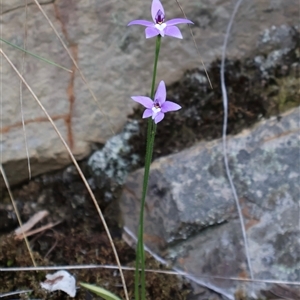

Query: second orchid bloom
131 81 181 124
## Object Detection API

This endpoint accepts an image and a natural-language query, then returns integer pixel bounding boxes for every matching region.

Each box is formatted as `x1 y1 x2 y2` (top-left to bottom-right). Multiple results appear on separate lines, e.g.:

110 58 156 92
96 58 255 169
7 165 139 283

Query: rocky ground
1 0 299 298
0 23 299 299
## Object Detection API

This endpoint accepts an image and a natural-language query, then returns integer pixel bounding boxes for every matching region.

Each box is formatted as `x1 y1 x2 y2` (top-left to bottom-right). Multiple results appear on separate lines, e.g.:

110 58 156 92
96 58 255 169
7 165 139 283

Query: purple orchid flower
128 0 193 39
131 81 181 124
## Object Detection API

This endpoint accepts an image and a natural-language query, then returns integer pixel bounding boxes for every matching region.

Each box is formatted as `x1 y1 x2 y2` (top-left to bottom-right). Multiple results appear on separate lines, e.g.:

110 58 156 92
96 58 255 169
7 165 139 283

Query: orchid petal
151 0 165 23
164 25 183 39
128 20 154 27
161 101 181 113
145 27 160 39
154 81 166 105
165 18 194 26
143 109 153 118
131 96 153 108
159 29 165 37
154 112 165 123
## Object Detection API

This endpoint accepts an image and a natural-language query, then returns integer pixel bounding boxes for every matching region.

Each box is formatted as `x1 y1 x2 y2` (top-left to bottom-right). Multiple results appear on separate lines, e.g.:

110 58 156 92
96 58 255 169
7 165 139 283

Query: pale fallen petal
40 270 76 297
14 210 49 236
15 220 62 240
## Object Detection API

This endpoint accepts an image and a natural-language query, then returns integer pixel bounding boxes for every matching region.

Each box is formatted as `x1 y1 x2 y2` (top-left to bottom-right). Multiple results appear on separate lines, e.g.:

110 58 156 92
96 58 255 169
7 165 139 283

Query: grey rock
88 120 140 201
257 25 298 54
1 0 51 14
120 107 300 298
254 25 299 77
1 0 298 187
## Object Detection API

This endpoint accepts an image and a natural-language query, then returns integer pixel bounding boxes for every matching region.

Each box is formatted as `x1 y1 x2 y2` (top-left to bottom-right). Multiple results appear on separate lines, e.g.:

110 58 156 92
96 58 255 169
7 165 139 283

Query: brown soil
0 170 191 299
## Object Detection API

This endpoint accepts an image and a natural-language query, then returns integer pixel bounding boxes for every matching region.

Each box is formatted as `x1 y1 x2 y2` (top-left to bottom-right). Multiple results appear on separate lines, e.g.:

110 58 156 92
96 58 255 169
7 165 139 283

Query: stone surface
120 107 300 299
88 120 140 201
1 0 51 14
1 0 299 187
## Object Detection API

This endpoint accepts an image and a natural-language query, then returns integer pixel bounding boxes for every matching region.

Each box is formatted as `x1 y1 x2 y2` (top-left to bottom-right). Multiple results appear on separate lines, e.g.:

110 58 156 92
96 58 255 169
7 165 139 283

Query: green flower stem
150 36 161 98
134 35 161 300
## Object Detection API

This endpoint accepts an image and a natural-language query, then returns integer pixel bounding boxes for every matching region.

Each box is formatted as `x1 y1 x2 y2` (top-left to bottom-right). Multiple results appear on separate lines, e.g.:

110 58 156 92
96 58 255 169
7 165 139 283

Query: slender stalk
150 36 161 98
134 36 161 300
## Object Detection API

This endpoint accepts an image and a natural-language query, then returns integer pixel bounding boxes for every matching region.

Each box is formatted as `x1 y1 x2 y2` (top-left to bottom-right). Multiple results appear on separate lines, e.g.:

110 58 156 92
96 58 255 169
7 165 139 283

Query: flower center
154 101 161 109
155 23 166 31
155 10 165 24
152 101 161 117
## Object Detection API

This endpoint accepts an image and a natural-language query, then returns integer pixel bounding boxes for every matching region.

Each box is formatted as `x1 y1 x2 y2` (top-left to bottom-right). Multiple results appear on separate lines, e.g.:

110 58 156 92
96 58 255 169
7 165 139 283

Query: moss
276 76 300 113
0 234 191 299
0 177 191 299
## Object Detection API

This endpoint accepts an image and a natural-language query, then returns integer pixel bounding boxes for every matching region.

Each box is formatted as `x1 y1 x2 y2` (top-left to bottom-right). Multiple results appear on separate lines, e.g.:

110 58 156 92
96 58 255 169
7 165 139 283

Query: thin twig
0 49 129 300
0 164 37 267
175 0 213 89
220 0 253 279
0 264 299 286
15 221 62 240
44 229 59 259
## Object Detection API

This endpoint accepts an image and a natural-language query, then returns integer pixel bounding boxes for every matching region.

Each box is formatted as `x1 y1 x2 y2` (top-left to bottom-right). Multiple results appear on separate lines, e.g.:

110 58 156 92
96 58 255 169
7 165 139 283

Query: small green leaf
80 282 122 300
6 259 14 267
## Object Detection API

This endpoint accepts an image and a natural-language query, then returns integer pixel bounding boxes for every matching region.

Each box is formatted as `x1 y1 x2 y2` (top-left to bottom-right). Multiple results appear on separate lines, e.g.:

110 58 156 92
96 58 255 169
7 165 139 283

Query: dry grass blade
20 0 31 180
0 49 129 300
175 0 213 89
15 221 62 240
0 164 37 267
33 0 115 135
13 210 61 241
220 0 253 279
